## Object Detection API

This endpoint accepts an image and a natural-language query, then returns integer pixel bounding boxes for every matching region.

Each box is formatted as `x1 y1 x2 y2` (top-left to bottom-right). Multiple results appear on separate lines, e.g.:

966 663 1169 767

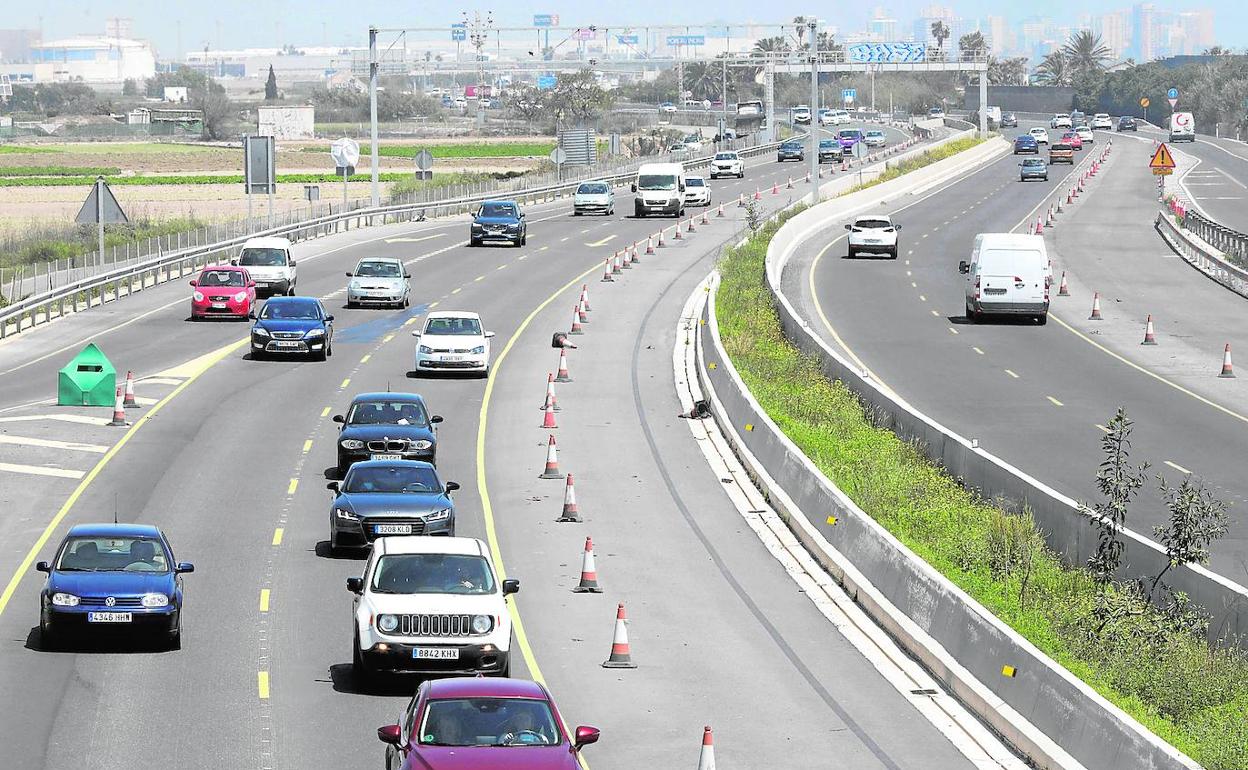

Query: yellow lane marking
287 478 298 495
428 301 440 309
258 671 270 699
1047 396 1064 407
302 440 313 454
340 378 351 389
404 317 419 326
383 334 395 343
0 462 84 479
919 294 927 302
452 288 462 295
360 354 371 364
973 346 985 355
0 435 108 453
1164 460 1192 475
586 235 618 247
1050 313 1248 426
321 406 331 418
911 281 918 288
383 233 446 244
259 589 271 612
272 528 284 546
497 264 509 270
1005 369 1019 379
930 310 939 317
475 275 486 282
0 337 248 620
948 328 959 335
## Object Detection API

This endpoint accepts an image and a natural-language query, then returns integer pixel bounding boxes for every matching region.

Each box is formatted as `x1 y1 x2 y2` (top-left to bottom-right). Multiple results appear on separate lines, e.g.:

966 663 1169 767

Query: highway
785 121 1248 584
0 125 998 770
1135 123 1248 231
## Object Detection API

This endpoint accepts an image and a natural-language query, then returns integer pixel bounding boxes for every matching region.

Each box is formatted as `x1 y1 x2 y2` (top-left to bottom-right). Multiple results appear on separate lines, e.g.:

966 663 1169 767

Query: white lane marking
136 377 185 386
0 435 109 453
0 414 113 426
384 233 447 244
1164 460 1192 475
0 462 85 479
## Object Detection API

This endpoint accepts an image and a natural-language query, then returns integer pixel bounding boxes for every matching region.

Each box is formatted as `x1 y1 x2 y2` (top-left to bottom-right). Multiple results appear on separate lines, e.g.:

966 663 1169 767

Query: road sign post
1140 96 1150 122
842 88 856 106
550 146 567 182
75 177 129 269
331 137 361 208
1149 141 1175 197
414 149 434 181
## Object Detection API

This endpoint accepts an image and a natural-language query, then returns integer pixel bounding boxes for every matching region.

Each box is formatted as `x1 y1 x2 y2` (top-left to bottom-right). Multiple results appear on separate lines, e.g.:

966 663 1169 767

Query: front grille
208 295 232 302
367 438 409 453
365 517 427 540
272 331 303 340
398 613 473 637
80 596 144 607
430 348 473 354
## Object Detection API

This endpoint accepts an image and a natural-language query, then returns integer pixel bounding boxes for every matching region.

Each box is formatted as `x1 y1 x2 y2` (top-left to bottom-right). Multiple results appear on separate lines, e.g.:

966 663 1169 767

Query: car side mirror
630 183 637 193
502 578 520 595
332 414 345 423
445 481 460 494
36 561 50 573
289 259 296 266
411 330 421 337
248 281 257 288
327 481 340 492
430 415 444 424
574 726 600 749
188 279 198 286
229 258 239 266
248 310 257 320
377 725 402 746
958 261 970 274
843 224 852 230
404 272 412 279
346 577 363 593
325 315 335 322
345 272 353 277
176 562 195 574
894 225 901 231
484 331 495 338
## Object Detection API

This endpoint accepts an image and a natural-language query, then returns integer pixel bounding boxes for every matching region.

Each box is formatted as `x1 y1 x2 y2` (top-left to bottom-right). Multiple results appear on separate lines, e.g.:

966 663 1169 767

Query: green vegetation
303 142 558 159
715 214 1248 770
0 166 121 177
842 135 987 194
0 145 56 154
1 216 208 269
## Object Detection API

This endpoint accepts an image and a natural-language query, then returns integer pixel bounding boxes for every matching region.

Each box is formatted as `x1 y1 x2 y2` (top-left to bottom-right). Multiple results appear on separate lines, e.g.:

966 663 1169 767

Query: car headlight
505 224 519 231
471 223 484 230
335 508 359 521
304 328 325 338
412 440 433 450
419 345 433 354
377 614 399 633
192 291 204 302
51 592 79 607
253 327 270 337
142 593 170 608
471 614 493 634
470 345 485 355
233 292 248 303
340 439 364 450
424 507 451 522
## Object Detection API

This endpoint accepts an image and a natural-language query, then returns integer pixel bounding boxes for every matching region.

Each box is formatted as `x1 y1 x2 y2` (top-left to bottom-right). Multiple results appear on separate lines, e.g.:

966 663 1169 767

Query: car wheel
607 205 614 216
574 210 582 216
168 622 182 651
889 247 898 259
40 619 59 651
965 301 977 323
327 338 333 357
521 234 527 246
469 238 479 247
286 284 296 296
345 300 355 309
847 248 856 258
352 633 374 690
1037 313 1049 326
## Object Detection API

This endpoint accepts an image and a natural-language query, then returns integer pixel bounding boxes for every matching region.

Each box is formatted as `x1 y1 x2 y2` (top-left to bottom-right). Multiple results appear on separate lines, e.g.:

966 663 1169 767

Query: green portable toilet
58 343 116 406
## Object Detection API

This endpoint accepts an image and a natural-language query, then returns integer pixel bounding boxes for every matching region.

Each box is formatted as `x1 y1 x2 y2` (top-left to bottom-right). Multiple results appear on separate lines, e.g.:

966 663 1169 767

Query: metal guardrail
0 136 794 339
1180 210 1248 266
1155 207 1248 299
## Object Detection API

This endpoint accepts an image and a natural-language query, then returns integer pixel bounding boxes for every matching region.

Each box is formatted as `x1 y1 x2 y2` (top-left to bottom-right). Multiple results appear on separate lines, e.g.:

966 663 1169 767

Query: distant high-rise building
1018 18 1049 55
1096 12 1129 60
986 15 1013 55
870 8 899 41
913 5 955 45
1177 10 1215 55
1131 3 1156 61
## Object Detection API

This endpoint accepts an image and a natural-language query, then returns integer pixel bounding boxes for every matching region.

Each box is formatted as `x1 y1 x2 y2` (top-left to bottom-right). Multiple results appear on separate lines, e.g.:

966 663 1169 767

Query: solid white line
0 435 109 453
0 462 84 479
0 414 113 426
1164 460 1192 475
1215 168 1248 190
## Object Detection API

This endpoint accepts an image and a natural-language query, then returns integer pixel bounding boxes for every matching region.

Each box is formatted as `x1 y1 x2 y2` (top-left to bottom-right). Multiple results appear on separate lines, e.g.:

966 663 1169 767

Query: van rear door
977 248 1046 308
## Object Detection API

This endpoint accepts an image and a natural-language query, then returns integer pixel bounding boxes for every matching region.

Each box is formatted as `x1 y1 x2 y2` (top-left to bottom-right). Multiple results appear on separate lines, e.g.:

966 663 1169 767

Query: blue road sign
666 35 706 46
451 24 466 42
616 34 640 45
847 42 926 64
842 88 857 103
537 75 557 90
533 14 557 27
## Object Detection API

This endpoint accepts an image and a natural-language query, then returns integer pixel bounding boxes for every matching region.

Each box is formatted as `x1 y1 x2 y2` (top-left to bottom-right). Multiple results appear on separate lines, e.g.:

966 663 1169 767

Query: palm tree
792 16 810 48
752 36 790 56
930 21 951 52
1034 51 1071 86
682 60 719 101
958 31 986 59
1062 30 1111 74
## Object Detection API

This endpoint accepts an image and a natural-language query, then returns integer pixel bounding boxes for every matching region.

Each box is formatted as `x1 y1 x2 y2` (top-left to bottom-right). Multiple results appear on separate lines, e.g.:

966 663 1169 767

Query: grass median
715 199 1247 769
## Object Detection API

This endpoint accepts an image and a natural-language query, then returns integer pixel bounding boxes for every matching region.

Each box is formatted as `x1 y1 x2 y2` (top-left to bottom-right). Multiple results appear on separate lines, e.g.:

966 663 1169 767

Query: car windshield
638 174 677 191
260 301 321 320
346 400 428 426
1023 159 1045 167
355 261 402 278
714 153 737 160
577 183 608 194
238 247 287 266
479 203 517 218
424 316 482 336
866 131 884 138
198 270 245 287
371 554 495 595
686 178 705 187
781 142 802 150
820 140 836 148
344 464 441 494
56 536 169 572
419 698 559 747
839 131 862 139
855 218 891 229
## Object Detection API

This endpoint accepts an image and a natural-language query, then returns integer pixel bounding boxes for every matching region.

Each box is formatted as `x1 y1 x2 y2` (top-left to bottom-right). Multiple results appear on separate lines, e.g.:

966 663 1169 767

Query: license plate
441 355 463 362
865 239 881 244
275 341 301 348
211 303 227 309
371 453 403 461
985 288 1008 295
413 648 459 660
374 523 413 535
88 612 132 623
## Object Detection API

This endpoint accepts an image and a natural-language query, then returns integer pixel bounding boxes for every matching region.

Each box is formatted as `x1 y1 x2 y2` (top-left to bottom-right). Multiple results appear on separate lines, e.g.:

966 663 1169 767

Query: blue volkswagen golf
37 523 194 649
250 295 335 360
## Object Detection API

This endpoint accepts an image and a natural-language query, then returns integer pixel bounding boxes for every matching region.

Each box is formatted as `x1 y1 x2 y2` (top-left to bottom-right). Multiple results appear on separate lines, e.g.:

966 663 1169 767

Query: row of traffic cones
1080 296 1236 376
109 370 142 426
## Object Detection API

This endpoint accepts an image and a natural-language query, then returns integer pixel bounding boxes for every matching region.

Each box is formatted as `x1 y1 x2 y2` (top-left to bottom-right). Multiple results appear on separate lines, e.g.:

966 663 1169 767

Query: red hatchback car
1060 131 1083 150
190 265 256 320
378 677 599 770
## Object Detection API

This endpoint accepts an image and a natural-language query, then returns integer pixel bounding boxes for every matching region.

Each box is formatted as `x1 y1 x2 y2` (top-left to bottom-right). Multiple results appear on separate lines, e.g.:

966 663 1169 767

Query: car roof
425 310 481 320
376 535 488 557
265 295 320 306
978 233 1043 248
347 459 437 474
480 200 518 206
351 391 426 403
356 256 402 264
201 263 248 271
427 676 548 700
241 236 292 249
67 522 163 538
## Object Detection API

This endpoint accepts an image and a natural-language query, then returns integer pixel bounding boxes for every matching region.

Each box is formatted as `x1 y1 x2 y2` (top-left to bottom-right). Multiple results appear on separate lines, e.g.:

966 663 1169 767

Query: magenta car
378 677 599 770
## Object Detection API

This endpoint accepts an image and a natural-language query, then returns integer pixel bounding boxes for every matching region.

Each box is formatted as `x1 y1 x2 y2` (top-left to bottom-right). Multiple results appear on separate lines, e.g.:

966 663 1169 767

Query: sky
9 0 1244 53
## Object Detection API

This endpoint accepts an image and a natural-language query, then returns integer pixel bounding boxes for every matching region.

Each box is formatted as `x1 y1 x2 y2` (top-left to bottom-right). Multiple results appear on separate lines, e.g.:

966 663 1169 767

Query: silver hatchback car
345 257 411 309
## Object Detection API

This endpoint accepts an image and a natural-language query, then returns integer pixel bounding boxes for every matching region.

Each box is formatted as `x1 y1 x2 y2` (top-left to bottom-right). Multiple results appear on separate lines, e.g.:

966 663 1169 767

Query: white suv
348 536 518 682
1091 113 1113 130
413 311 494 376
709 151 744 179
236 237 297 296
1050 114 1073 129
845 213 901 258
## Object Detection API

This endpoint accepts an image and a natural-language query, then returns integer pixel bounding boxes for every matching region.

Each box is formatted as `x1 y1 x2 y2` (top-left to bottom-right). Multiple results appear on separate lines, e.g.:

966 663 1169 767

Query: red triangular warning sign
1149 143 1176 170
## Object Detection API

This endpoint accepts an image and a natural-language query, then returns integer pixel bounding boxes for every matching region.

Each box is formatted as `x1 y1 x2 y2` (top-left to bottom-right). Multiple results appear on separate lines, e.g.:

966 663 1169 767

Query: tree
752 36 790 56
930 21 951 53
1087 408 1150 588
504 84 548 130
1034 51 1071 86
122 79 139 97
264 65 279 101
958 31 986 59
682 60 720 101
1063 30 1111 75
1149 475 1229 597
989 57 1029 86
545 70 614 127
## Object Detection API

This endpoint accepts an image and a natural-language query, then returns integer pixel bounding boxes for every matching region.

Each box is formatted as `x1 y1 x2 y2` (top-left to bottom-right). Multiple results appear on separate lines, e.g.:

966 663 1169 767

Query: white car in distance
1091 113 1113 130
822 109 851 126
1074 125 1094 143
863 129 887 147
348 536 519 682
1050 114 1072 129
412 311 494 376
845 213 901 258
1029 127 1050 145
683 176 711 206
573 182 615 216
345 257 410 309
709 151 744 179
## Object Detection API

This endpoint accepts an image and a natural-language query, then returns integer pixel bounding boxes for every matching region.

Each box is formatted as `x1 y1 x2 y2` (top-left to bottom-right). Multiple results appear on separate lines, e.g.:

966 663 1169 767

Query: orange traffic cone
542 394 559 428
573 535 601 591
577 299 589 324
771 181 779 195
539 434 564 478
601 603 637 669
687 217 697 233
1220 344 1236 378
786 176 793 189
1142 315 1157 345
717 203 725 218
645 236 655 254
579 284 591 312
1058 271 1070 296
558 474 582 523
698 726 716 770
630 243 641 264
108 385 127 427
737 193 746 208
621 248 632 269
1089 292 1103 320
601 258 614 283
674 221 683 240
657 230 666 248
540 372 561 412
122 370 140 409
569 305 583 336
555 348 572 383
612 254 623 274
753 187 762 200
700 209 709 225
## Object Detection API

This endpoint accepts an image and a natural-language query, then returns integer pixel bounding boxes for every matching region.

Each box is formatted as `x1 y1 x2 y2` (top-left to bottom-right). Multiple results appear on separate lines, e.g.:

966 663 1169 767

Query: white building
258 105 315 140
28 36 155 83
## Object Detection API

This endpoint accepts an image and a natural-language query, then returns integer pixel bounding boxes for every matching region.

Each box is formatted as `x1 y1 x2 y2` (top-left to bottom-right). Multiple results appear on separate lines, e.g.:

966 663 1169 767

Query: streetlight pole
368 26 379 207
463 10 495 129
808 18 819 205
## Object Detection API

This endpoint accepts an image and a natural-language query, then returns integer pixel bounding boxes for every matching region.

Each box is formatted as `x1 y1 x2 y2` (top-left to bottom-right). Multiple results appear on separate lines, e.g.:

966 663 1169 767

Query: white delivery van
1169 112 1195 143
632 162 686 218
235 236 297 296
959 233 1049 324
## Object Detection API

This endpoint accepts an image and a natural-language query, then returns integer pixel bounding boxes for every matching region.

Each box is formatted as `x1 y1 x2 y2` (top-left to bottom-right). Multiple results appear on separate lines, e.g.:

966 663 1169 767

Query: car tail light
974 276 981 300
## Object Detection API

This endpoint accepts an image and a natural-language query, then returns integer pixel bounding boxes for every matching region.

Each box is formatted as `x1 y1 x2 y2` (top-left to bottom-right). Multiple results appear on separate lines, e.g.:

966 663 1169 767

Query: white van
959 233 1049 324
1169 112 1195 143
632 162 686 218
235 236 297 296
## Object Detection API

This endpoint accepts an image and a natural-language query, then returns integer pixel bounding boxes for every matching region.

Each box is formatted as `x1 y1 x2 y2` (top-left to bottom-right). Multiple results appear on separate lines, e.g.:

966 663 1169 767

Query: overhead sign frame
847 42 926 64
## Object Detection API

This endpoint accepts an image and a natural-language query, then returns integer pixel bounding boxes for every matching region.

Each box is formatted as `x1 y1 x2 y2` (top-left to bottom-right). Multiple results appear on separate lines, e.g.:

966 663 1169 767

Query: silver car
345 257 411 309
573 181 615 216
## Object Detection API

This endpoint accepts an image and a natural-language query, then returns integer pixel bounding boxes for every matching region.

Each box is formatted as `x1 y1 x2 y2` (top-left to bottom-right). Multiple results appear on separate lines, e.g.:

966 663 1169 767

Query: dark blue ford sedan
1013 134 1039 154
37 523 193 649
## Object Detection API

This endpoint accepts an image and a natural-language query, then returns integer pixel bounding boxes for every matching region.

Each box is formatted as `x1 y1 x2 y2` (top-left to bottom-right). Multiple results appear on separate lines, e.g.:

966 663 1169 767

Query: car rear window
1023 159 1045 166
372 554 495 595
855 219 891 229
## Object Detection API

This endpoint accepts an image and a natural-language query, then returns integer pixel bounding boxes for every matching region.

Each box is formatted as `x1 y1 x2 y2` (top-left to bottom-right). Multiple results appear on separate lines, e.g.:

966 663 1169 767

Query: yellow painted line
586 234 618 247
1051 313 1248 426
475 275 486 282
1164 460 1192 475
360 354 371 364
258 671 270 699
287 478 298 495
272 528 284 546
383 233 446 244
1046 395 1064 407
930 310 939 317
1005 369 1019 379
302 439 313 454
948 328 959 335
0 462 84 479
321 406 331 418
911 281 918 288
0 435 108 453
497 264 509 270
259 589 271 612
404 317 419 326
340 378 351 389
383 334 395 343
919 294 927 302
451 288 463 295
0 337 248 621
428 301 440 309
906 270 912 276
972 346 985 355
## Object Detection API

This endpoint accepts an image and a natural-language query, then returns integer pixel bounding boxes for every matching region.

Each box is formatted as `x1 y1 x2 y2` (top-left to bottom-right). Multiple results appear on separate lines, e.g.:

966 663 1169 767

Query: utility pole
368 26 380 207
808 18 819 205
764 60 775 143
463 10 495 129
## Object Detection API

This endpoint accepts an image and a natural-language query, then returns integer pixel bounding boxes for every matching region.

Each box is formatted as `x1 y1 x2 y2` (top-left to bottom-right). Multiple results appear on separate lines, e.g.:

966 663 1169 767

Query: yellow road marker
586 234 618 247
475 275 486 282
1046 396 1064 407
497 264 509 270
451 288 462 295
428 301 440 309
302 440 313 454
259 589 271 612
321 406 331 417
1002 665 1017 678
1163 460 1192 475
1095 424 1110 433
272 528 284 546
826 515 838 525
1005 369 1019 379
919 294 927 302
948 328 959 335
404 317 419 326
383 334 395 343
360 354 371 364
258 671 270 698
972 346 985 355
287 478 298 495
745 423 755 432
340 378 351 389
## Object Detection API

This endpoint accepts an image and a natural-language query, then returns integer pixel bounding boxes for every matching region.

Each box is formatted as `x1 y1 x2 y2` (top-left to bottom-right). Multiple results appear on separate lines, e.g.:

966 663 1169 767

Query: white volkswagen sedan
412 311 494 376
683 176 712 206
1029 127 1050 145
346 257 410 309
845 213 901 258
